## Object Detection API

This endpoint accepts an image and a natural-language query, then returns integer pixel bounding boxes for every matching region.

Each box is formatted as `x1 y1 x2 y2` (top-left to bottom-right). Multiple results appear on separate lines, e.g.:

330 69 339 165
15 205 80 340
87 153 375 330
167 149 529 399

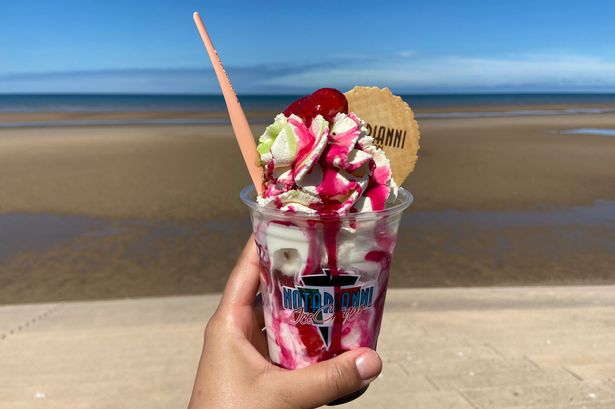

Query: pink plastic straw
193 11 263 194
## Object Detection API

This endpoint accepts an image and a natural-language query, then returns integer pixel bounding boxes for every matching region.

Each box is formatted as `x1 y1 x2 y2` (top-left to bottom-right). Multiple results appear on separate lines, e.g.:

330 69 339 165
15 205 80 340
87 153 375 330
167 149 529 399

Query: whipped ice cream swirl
257 112 398 214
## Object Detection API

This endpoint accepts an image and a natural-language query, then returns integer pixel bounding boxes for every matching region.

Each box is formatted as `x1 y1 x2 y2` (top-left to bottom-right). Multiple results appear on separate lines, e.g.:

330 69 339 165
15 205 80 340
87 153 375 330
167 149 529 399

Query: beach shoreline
3 102 615 124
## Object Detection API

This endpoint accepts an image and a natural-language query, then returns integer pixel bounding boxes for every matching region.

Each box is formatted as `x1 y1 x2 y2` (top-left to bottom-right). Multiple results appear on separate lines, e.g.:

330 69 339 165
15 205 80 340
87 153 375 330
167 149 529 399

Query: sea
1 93 615 128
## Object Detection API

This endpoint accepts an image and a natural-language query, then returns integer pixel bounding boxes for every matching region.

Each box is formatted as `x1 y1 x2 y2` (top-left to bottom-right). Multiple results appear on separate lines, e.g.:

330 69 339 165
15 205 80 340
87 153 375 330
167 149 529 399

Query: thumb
270 348 382 408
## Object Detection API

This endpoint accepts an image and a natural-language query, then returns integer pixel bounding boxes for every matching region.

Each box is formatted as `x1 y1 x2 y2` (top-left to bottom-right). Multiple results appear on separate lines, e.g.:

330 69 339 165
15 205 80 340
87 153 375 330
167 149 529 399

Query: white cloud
263 52 615 92
3 52 615 93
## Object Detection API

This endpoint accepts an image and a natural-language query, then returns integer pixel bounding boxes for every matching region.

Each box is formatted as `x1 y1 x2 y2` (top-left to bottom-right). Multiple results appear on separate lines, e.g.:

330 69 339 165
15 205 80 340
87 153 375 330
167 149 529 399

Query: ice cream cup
242 185 412 372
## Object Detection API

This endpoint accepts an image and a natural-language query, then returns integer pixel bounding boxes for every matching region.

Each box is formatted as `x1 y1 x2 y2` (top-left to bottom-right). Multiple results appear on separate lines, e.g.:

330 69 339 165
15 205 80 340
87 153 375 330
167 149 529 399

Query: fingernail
355 350 382 380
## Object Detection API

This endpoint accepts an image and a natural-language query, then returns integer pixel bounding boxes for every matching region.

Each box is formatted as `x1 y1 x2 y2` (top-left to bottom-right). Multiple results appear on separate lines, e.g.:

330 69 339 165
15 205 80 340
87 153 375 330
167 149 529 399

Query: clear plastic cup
241 186 412 370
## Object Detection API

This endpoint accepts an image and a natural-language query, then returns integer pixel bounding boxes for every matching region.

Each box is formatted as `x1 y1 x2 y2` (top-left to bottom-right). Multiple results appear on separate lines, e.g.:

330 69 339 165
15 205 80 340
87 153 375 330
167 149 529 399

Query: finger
221 236 260 309
267 348 382 407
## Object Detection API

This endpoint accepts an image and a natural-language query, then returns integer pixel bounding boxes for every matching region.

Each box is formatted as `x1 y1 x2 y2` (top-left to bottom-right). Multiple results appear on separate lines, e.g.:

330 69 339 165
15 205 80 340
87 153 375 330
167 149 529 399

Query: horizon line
3 91 615 96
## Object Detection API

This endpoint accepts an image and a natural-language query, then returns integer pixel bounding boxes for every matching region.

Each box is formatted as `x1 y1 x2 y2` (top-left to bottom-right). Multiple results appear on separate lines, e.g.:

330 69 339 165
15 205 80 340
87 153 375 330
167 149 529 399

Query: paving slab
430 367 578 390
461 382 615 408
2 286 615 408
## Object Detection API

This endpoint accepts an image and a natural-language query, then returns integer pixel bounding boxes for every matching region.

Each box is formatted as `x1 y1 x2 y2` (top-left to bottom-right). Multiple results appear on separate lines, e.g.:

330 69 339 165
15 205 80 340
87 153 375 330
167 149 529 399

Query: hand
188 237 383 409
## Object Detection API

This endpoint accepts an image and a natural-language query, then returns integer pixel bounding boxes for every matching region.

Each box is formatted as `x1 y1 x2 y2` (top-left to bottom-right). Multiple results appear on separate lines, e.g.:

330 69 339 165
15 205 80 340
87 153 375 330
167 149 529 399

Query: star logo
281 268 376 350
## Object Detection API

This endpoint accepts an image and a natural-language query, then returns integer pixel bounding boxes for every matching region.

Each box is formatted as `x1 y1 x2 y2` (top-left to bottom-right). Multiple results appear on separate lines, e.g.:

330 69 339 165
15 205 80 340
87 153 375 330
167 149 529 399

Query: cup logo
281 268 377 348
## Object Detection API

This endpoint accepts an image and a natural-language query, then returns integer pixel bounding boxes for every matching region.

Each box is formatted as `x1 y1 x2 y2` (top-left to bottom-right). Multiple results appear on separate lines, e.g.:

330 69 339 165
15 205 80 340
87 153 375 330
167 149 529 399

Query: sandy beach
1 108 614 303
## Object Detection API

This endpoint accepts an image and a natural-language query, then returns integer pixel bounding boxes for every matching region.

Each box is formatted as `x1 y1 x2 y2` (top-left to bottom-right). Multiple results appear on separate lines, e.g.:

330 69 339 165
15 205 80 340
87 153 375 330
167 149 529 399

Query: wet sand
1 110 614 303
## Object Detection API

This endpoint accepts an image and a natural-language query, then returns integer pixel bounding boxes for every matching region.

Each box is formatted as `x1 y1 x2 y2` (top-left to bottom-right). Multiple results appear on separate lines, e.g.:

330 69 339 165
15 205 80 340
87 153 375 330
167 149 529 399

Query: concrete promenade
2 286 615 408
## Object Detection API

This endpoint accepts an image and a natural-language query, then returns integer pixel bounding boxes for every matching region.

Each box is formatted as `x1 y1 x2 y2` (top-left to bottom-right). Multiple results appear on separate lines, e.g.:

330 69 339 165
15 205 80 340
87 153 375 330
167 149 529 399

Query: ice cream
256 88 398 215
244 88 413 370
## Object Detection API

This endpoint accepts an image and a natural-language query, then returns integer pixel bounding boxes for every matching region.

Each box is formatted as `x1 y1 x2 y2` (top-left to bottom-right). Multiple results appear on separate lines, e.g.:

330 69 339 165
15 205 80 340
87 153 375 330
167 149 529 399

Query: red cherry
311 88 348 123
283 88 348 125
283 94 315 124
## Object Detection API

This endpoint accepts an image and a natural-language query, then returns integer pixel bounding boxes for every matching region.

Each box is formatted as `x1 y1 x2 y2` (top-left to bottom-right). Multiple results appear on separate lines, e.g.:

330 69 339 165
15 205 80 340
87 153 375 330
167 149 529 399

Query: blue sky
1 0 615 94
